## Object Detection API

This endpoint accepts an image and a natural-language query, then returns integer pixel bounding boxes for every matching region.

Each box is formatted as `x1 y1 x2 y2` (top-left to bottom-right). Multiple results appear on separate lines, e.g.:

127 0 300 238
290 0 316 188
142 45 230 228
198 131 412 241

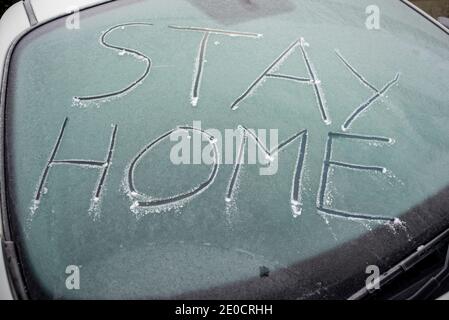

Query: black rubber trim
2 239 27 299
22 0 38 26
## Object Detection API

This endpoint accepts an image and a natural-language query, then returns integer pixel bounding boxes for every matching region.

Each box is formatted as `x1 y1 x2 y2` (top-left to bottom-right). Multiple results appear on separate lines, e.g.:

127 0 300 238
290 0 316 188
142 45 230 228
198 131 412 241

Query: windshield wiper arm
349 227 449 300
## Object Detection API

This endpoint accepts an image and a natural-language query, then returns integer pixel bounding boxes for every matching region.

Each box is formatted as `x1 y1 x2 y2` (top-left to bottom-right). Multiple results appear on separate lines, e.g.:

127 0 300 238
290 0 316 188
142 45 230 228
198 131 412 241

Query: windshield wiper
349 227 449 300
406 242 449 299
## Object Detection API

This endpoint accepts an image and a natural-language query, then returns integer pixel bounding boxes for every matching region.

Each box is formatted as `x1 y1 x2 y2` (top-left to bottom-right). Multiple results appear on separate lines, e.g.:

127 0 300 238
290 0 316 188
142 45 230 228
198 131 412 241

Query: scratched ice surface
4 0 449 298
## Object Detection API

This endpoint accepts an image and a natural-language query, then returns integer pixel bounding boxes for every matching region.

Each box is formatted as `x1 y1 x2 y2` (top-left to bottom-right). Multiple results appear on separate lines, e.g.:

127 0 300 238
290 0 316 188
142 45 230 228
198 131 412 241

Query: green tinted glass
4 0 449 298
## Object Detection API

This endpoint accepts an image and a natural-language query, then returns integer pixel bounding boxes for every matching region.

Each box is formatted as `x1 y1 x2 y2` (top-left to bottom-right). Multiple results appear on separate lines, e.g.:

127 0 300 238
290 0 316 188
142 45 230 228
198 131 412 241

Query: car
1 0 449 300
438 16 449 29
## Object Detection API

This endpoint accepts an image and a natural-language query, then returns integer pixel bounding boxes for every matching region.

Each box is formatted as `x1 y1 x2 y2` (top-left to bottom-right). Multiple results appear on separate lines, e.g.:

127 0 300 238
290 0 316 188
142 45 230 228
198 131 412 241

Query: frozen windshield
3 0 449 299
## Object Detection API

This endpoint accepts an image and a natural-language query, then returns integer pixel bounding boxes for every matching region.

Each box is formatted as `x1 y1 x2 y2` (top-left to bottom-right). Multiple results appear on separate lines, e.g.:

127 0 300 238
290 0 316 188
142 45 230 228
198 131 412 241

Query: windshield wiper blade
406 242 449 300
349 227 449 300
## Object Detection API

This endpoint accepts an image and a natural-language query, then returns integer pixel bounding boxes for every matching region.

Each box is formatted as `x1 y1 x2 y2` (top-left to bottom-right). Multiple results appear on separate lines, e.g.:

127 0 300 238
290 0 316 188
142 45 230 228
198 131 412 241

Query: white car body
0 0 447 300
